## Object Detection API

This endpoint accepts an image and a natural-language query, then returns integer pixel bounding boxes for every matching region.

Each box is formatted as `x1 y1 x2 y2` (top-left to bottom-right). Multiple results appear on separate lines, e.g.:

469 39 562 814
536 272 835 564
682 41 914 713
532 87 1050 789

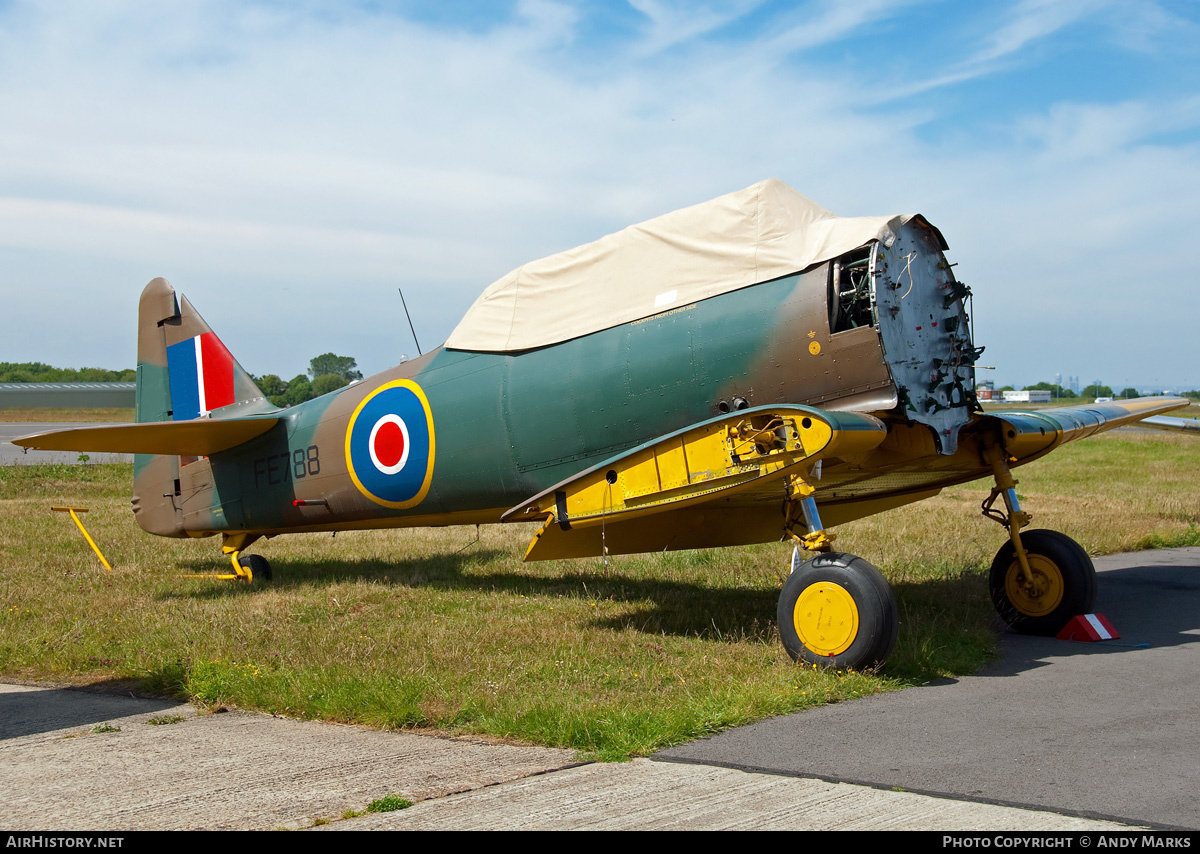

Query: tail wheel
777 552 898 669
989 530 1095 636
241 553 273 582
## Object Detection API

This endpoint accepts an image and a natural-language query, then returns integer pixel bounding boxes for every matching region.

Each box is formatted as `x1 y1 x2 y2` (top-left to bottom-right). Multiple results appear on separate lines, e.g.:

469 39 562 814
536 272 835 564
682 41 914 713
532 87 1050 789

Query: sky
1 0 1198 391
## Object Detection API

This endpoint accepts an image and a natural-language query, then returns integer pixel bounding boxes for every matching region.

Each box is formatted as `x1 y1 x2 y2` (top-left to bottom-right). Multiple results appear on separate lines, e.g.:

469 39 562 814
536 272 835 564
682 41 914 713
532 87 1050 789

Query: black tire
777 552 898 670
989 530 1095 636
240 553 272 582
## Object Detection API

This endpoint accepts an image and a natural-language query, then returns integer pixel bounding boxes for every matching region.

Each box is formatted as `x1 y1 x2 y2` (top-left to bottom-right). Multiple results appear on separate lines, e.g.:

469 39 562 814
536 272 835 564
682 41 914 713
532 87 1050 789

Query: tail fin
133 278 274 536
136 278 272 423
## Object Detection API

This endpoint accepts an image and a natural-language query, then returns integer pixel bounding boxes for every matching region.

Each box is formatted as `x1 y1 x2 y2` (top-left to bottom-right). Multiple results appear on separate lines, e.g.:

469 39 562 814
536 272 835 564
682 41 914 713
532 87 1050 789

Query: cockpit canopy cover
445 178 945 353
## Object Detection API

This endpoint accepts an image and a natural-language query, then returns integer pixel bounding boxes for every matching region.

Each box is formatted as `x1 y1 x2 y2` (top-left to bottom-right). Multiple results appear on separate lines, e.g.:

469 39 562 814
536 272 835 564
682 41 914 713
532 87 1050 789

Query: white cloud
626 0 765 55
972 0 1112 65
762 0 921 55
0 1 1196 388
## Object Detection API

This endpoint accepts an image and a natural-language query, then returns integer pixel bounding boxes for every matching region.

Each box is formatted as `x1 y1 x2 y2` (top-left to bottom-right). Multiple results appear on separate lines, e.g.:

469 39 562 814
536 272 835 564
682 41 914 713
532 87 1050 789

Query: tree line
251 352 363 408
0 362 136 383
998 382 1200 401
2 353 364 410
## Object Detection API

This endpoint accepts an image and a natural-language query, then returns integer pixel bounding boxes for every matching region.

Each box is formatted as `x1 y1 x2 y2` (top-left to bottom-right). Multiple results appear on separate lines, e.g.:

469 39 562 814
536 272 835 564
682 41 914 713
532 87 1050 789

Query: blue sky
1 0 1198 391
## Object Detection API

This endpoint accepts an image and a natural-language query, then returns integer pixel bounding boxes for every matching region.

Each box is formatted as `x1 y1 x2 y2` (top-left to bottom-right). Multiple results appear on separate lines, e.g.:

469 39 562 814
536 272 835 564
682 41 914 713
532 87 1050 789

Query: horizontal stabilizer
13 417 280 456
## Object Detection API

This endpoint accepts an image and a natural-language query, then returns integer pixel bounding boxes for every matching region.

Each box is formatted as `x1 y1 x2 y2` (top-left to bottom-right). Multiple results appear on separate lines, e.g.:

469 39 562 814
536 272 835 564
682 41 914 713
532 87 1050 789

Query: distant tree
1119 387 1140 399
251 374 290 407
0 361 54 381
282 374 313 407
999 385 1014 392
254 374 288 399
0 362 134 382
310 373 349 398
1025 381 1076 399
1081 384 1114 400
308 353 362 382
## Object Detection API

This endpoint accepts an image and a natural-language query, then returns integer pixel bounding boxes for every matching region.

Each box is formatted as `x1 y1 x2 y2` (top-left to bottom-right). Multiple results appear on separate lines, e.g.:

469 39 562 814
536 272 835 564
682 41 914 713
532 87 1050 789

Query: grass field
1 429 1197 760
0 408 135 423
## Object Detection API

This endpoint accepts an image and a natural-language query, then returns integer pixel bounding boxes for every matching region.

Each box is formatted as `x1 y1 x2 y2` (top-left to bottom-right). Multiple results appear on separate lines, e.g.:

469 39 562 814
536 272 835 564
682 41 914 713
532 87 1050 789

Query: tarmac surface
0 423 132 465
661 547 1200 829
4 547 1198 831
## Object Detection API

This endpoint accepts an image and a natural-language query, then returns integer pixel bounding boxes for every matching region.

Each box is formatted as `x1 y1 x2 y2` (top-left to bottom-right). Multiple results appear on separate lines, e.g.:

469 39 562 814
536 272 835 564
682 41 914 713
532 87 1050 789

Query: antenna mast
398 288 423 356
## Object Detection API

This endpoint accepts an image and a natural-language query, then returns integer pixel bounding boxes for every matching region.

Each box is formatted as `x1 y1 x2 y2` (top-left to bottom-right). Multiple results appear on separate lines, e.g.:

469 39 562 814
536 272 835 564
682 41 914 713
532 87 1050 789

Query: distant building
976 380 995 401
0 382 135 409
1003 389 1052 403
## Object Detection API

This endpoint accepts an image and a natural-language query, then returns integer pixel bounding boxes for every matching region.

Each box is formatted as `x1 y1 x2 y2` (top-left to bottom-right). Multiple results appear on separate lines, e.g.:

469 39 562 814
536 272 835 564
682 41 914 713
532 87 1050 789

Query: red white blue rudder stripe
345 379 436 509
166 332 236 420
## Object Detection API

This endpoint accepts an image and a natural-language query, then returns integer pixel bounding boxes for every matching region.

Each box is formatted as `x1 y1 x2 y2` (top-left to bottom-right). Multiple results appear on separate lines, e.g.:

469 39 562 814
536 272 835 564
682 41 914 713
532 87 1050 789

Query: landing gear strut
779 480 898 669
981 438 1095 635
217 533 272 583
989 530 1095 635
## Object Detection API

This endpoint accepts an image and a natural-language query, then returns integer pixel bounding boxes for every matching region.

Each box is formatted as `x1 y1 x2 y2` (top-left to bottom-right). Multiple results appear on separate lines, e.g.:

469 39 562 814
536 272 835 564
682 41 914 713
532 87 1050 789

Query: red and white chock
1057 614 1120 642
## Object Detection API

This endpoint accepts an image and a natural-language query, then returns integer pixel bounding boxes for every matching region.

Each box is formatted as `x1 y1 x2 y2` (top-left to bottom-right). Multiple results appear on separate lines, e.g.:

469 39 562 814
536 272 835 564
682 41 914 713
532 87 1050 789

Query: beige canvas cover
445 178 944 353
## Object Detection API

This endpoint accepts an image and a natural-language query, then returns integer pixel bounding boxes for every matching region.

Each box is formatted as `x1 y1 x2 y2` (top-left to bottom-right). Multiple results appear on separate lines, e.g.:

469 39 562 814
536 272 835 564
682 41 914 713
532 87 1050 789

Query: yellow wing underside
508 397 1191 561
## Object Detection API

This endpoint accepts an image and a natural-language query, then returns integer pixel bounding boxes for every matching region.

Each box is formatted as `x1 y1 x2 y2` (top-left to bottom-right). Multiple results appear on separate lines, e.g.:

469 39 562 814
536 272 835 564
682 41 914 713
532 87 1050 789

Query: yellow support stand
51 507 113 571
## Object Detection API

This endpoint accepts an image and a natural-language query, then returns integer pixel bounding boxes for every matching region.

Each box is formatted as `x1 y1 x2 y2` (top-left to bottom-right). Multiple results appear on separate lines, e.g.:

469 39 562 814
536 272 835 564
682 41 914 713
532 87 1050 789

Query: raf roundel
345 380 435 509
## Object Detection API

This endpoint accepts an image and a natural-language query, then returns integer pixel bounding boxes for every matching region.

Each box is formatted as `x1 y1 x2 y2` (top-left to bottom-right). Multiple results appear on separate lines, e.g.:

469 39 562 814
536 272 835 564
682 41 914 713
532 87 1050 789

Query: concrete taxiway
0 423 132 465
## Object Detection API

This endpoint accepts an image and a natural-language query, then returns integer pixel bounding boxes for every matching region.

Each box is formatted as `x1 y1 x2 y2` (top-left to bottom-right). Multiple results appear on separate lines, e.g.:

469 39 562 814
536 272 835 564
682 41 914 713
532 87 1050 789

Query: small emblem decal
345 380 435 508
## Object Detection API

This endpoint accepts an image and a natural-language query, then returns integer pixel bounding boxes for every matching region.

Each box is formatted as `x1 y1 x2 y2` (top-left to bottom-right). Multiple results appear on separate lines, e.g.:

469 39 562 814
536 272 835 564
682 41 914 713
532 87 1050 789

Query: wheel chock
1056 614 1119 642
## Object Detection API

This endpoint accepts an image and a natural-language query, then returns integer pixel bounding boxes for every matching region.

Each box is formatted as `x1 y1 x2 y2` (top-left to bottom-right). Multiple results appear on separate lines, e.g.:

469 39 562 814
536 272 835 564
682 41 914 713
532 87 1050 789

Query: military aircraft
14 179 1189 671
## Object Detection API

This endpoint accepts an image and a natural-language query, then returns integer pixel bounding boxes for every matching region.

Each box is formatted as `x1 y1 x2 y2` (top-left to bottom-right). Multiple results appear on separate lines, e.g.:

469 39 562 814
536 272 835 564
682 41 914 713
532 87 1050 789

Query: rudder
132 278 273 536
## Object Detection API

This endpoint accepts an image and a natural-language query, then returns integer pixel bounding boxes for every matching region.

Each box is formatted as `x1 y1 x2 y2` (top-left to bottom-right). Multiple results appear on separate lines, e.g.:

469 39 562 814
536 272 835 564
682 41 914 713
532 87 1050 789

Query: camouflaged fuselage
140 219 977 540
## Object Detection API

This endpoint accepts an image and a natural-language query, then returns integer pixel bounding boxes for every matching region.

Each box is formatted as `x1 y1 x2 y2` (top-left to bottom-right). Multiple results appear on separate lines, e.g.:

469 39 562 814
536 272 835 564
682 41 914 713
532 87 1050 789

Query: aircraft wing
1135 413 1200 434
503 405 889 560
11 417 280 457
987 396 1193 461
506 397 1191 561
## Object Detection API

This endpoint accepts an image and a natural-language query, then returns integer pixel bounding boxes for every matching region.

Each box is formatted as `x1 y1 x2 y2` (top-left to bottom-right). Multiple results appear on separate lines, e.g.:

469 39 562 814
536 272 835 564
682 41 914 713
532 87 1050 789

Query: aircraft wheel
241 553 272 583
989 530 1095 636
777 552 898 670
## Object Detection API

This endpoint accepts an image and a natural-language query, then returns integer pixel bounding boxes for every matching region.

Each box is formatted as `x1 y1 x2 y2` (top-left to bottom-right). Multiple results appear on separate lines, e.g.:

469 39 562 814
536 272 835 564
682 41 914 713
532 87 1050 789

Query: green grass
0 407 135 423
367 794 413 813
144 714 186 726
2 430 1197 759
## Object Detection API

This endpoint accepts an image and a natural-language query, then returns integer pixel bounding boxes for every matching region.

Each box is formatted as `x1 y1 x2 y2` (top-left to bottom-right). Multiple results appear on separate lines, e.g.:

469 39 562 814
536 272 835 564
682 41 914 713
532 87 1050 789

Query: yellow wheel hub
1005 554 1064 617
793 581 859 657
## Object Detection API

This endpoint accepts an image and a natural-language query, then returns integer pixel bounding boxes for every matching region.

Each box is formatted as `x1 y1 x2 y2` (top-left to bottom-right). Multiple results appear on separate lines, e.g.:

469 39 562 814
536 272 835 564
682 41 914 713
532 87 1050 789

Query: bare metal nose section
872 220 981 454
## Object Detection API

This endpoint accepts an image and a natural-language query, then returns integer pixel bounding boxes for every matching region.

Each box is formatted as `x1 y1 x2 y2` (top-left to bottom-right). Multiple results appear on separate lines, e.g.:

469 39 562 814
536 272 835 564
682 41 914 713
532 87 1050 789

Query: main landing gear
981 439 1095 636
778 550 899 669
775 437 1100 669
778 488 899 670
988 530 1095 635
